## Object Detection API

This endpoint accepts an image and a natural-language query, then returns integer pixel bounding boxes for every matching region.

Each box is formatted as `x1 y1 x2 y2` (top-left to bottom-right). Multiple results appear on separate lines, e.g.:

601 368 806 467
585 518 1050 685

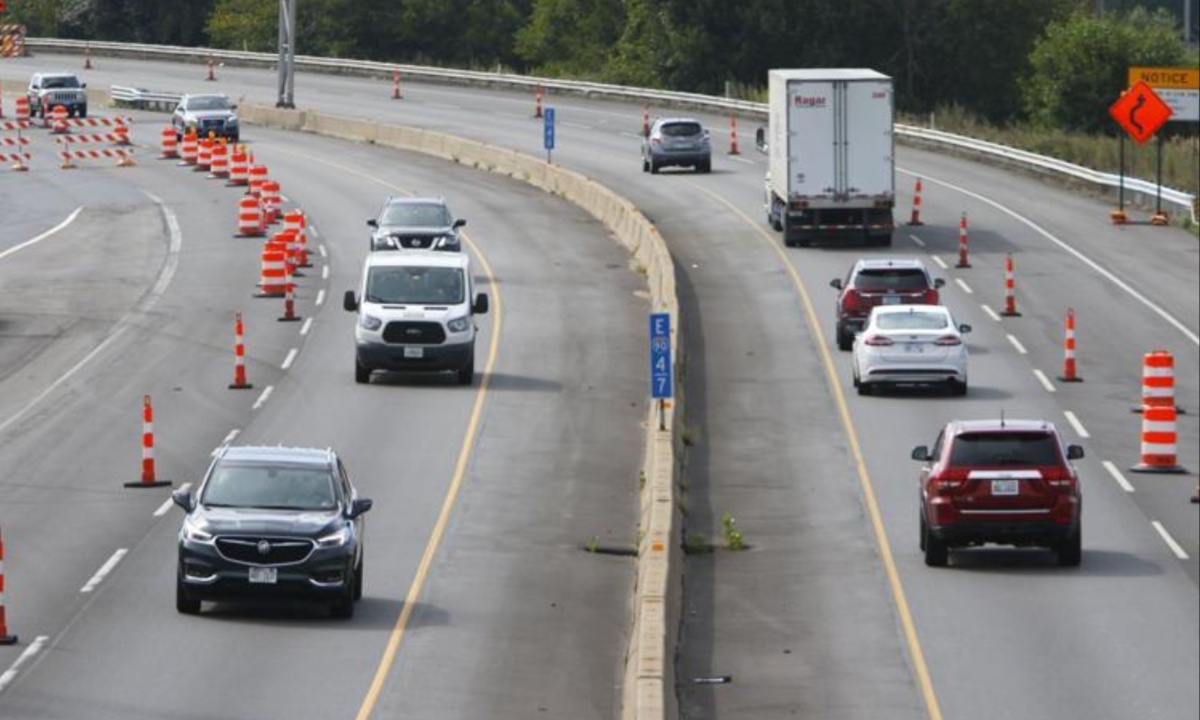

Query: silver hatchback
642 118 712 174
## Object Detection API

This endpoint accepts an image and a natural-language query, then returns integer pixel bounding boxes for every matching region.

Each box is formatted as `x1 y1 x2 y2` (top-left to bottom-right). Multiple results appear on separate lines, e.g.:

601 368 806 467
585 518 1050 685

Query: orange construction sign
1109 81 1173 144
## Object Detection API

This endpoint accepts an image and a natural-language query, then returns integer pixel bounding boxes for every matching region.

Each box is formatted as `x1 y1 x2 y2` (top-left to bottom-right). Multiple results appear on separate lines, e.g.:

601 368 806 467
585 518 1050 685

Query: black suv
28 71 88 118
368 197 465 252
172 446 373 618
830 258 944 351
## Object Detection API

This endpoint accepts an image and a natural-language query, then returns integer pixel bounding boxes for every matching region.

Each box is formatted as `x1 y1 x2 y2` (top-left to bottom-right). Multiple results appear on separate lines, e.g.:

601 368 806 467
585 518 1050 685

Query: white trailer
760 69 895 246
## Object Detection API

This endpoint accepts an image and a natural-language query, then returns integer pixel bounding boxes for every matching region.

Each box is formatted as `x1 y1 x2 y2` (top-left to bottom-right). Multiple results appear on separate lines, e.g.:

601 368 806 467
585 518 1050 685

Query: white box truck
759 69 895 247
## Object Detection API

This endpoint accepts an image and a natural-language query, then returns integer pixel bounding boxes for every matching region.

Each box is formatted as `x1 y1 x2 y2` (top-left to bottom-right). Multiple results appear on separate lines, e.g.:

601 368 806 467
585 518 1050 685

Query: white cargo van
343 250 488 385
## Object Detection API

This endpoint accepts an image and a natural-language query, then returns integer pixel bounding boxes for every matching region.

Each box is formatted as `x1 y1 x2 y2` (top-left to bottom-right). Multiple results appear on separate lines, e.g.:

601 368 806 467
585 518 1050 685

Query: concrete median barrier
239 102 683 720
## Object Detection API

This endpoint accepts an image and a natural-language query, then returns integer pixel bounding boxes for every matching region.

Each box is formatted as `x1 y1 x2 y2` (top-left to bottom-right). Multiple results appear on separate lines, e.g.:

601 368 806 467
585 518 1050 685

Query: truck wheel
355 361 371 385
456 355 475 386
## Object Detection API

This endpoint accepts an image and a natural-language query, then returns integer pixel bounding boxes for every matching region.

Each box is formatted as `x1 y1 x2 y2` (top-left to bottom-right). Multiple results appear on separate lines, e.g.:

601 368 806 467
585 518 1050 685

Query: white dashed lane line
955 278 973 295
316 289 326 306
282 349 298 371
982 305 1002 322
932 255 948 270
80 549 128 593
253 386 274 410
1152 521 1189 560
0 636 50 694
321 265 330 280
909 235 926 248
1063 410 1090 438
1102 461 1136 493
1033 369 1057 393
301 318 314 336
221 429 240 446
319 244 328 259
1007 334 1029 355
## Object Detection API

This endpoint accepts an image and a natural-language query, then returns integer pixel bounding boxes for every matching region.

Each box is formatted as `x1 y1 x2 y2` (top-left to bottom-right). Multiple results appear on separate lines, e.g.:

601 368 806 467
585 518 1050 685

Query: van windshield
366 266 464 305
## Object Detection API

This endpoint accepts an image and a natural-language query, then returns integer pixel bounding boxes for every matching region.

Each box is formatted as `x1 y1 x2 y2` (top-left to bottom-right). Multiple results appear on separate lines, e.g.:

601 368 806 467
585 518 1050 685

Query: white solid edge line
253 385 274 410
282 348 298 370
0 207 83 262
932 255 948 270
1102 461 1136 493
0 636 50 693
300 318 314 336
1007 334 1029 355
1063 410 1091 438
982 304 1002 322
154 482 190 517
909 235 926 247
315 289 326 306
906 169 1199 346
1151 521 1189 560
1033 369 1057 393
80 549 128 593
955 278 973 295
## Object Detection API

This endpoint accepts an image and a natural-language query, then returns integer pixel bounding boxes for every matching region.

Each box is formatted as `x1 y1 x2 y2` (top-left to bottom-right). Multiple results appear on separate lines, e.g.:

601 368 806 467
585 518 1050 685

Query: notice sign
1109 81 1173 143
1128 67 1199 122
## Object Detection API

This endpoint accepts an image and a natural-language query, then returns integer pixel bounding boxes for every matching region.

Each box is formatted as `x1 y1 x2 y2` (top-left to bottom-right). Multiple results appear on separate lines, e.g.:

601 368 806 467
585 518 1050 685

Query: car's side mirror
171 488 195 512
81 82 87 89
830 278 843 290
343 290 359 312
348 498 373 518
367 219 378 228
959 324 972 334
1066 445 1085 460
453 218 467 229
911 446 932 462
231 103 238 110
473 293 489 315
755 126 767 153
934 278 946 288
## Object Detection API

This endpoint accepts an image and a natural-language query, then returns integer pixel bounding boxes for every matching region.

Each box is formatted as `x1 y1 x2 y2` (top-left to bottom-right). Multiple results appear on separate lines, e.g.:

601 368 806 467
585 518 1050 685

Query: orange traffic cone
125 396 171 488
229 313 253 389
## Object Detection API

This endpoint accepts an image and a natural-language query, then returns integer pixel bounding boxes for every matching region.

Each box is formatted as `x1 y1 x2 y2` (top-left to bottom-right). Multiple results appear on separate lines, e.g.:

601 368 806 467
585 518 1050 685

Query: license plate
991 479 1019 496
404 346 424 359
883 295 902 305
905 342 924 353
248 566 277 584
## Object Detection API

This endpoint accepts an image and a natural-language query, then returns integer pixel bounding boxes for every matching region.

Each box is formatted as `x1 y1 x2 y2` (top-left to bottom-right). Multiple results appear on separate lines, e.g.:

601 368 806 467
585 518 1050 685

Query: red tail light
842 289 863 314
1044 470 1077 491
923 289 939 304
864 334 894 346
934 335 962 346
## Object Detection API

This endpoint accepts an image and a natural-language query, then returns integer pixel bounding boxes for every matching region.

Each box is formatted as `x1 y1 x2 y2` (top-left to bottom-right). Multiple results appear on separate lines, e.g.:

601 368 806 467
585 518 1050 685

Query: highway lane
3 55 1198 719
0 122 644 718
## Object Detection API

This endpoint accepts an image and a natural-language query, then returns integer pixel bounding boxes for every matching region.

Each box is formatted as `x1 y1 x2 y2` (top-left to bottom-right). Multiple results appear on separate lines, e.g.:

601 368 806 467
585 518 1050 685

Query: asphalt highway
0 55 1196 720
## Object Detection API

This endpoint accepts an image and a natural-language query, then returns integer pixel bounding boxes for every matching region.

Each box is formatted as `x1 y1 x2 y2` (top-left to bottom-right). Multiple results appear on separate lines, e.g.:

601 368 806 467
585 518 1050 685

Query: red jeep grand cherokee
911 419 1084 567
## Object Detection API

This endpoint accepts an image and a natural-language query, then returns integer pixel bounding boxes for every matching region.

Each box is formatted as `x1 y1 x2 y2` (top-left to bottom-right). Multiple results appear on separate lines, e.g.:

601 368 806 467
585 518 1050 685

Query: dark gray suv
368 196 465 251
172 446 372 618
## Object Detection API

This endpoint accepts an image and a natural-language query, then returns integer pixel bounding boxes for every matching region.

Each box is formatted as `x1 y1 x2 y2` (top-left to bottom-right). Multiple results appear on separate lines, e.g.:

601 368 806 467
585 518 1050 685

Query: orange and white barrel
196 137 213 171
236 196 266 237
1140 350 1176 410
1131 405 1187 474
228 151 249 186
209 141 229 179
248 165 268 198
284 210 311 267
261 180 282 224
159 126 179 158
49 105 69 134
15 96 30 122
113 122 130 146
180 132 198 165
256 247 290 297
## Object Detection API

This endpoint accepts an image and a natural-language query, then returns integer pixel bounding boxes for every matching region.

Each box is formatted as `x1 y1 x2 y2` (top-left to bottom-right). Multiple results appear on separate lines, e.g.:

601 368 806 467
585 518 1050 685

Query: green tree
1023 7 1194 132
515 0 625 78
206 0 277 52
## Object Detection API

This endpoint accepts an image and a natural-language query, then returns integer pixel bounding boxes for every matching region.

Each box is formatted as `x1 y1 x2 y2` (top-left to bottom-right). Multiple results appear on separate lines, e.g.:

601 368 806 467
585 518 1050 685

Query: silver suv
642 118 711 174
28 72 88 118
172 93 240 142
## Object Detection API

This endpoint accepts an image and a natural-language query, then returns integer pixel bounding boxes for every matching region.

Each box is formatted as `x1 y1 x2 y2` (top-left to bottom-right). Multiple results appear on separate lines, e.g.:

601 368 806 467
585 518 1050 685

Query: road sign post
543 107 555 165
649 312 672 430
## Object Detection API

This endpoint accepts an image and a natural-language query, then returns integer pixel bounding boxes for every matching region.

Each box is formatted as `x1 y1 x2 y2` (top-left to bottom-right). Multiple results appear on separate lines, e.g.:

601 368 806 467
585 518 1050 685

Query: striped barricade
57 142 136 169
0 24 26 58
0 135 32 171
55 132 131 147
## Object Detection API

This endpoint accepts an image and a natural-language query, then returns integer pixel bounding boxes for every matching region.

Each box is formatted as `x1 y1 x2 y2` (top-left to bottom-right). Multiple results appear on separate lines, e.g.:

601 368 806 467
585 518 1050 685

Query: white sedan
852 305 971 396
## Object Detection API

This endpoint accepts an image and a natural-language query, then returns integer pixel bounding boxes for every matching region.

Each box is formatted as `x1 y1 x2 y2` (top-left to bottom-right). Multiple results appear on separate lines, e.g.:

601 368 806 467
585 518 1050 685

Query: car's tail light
930 475 965 494
934 335 962 346
864 334 894 346
923 289 939 304
1044 470 1077 491
842 289 863 314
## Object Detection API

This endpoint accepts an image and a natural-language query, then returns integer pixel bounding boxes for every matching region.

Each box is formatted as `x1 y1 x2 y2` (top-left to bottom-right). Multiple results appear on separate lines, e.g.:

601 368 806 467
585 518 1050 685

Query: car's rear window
875 312 948 331
202 462 337 510
854 269 929 292
660 122 703 137
949 432 1061 467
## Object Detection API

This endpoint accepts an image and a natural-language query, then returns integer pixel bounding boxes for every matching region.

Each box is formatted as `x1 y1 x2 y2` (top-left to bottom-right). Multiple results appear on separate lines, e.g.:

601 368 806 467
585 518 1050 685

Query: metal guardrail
32 37 1197 222
109 85 182 112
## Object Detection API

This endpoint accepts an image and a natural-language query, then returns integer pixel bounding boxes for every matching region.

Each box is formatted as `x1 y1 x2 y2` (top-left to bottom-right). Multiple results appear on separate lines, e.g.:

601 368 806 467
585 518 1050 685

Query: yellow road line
685 181 944 720
256 144 503 719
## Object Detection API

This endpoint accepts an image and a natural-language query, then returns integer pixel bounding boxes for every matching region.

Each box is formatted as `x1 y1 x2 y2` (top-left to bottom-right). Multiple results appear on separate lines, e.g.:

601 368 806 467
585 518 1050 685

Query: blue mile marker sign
543 107 556 155
650 312 672 399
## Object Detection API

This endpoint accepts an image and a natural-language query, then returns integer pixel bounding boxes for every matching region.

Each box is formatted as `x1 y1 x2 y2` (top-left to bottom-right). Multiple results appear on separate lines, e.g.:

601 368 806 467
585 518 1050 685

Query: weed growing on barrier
639 470 647 490
721 513 745 551
685 532 712 554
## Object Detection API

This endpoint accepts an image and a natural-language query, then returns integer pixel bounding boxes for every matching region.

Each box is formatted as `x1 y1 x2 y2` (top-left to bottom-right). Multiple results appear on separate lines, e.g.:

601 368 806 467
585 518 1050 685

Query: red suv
911 419 1084 567
830 258 944 351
